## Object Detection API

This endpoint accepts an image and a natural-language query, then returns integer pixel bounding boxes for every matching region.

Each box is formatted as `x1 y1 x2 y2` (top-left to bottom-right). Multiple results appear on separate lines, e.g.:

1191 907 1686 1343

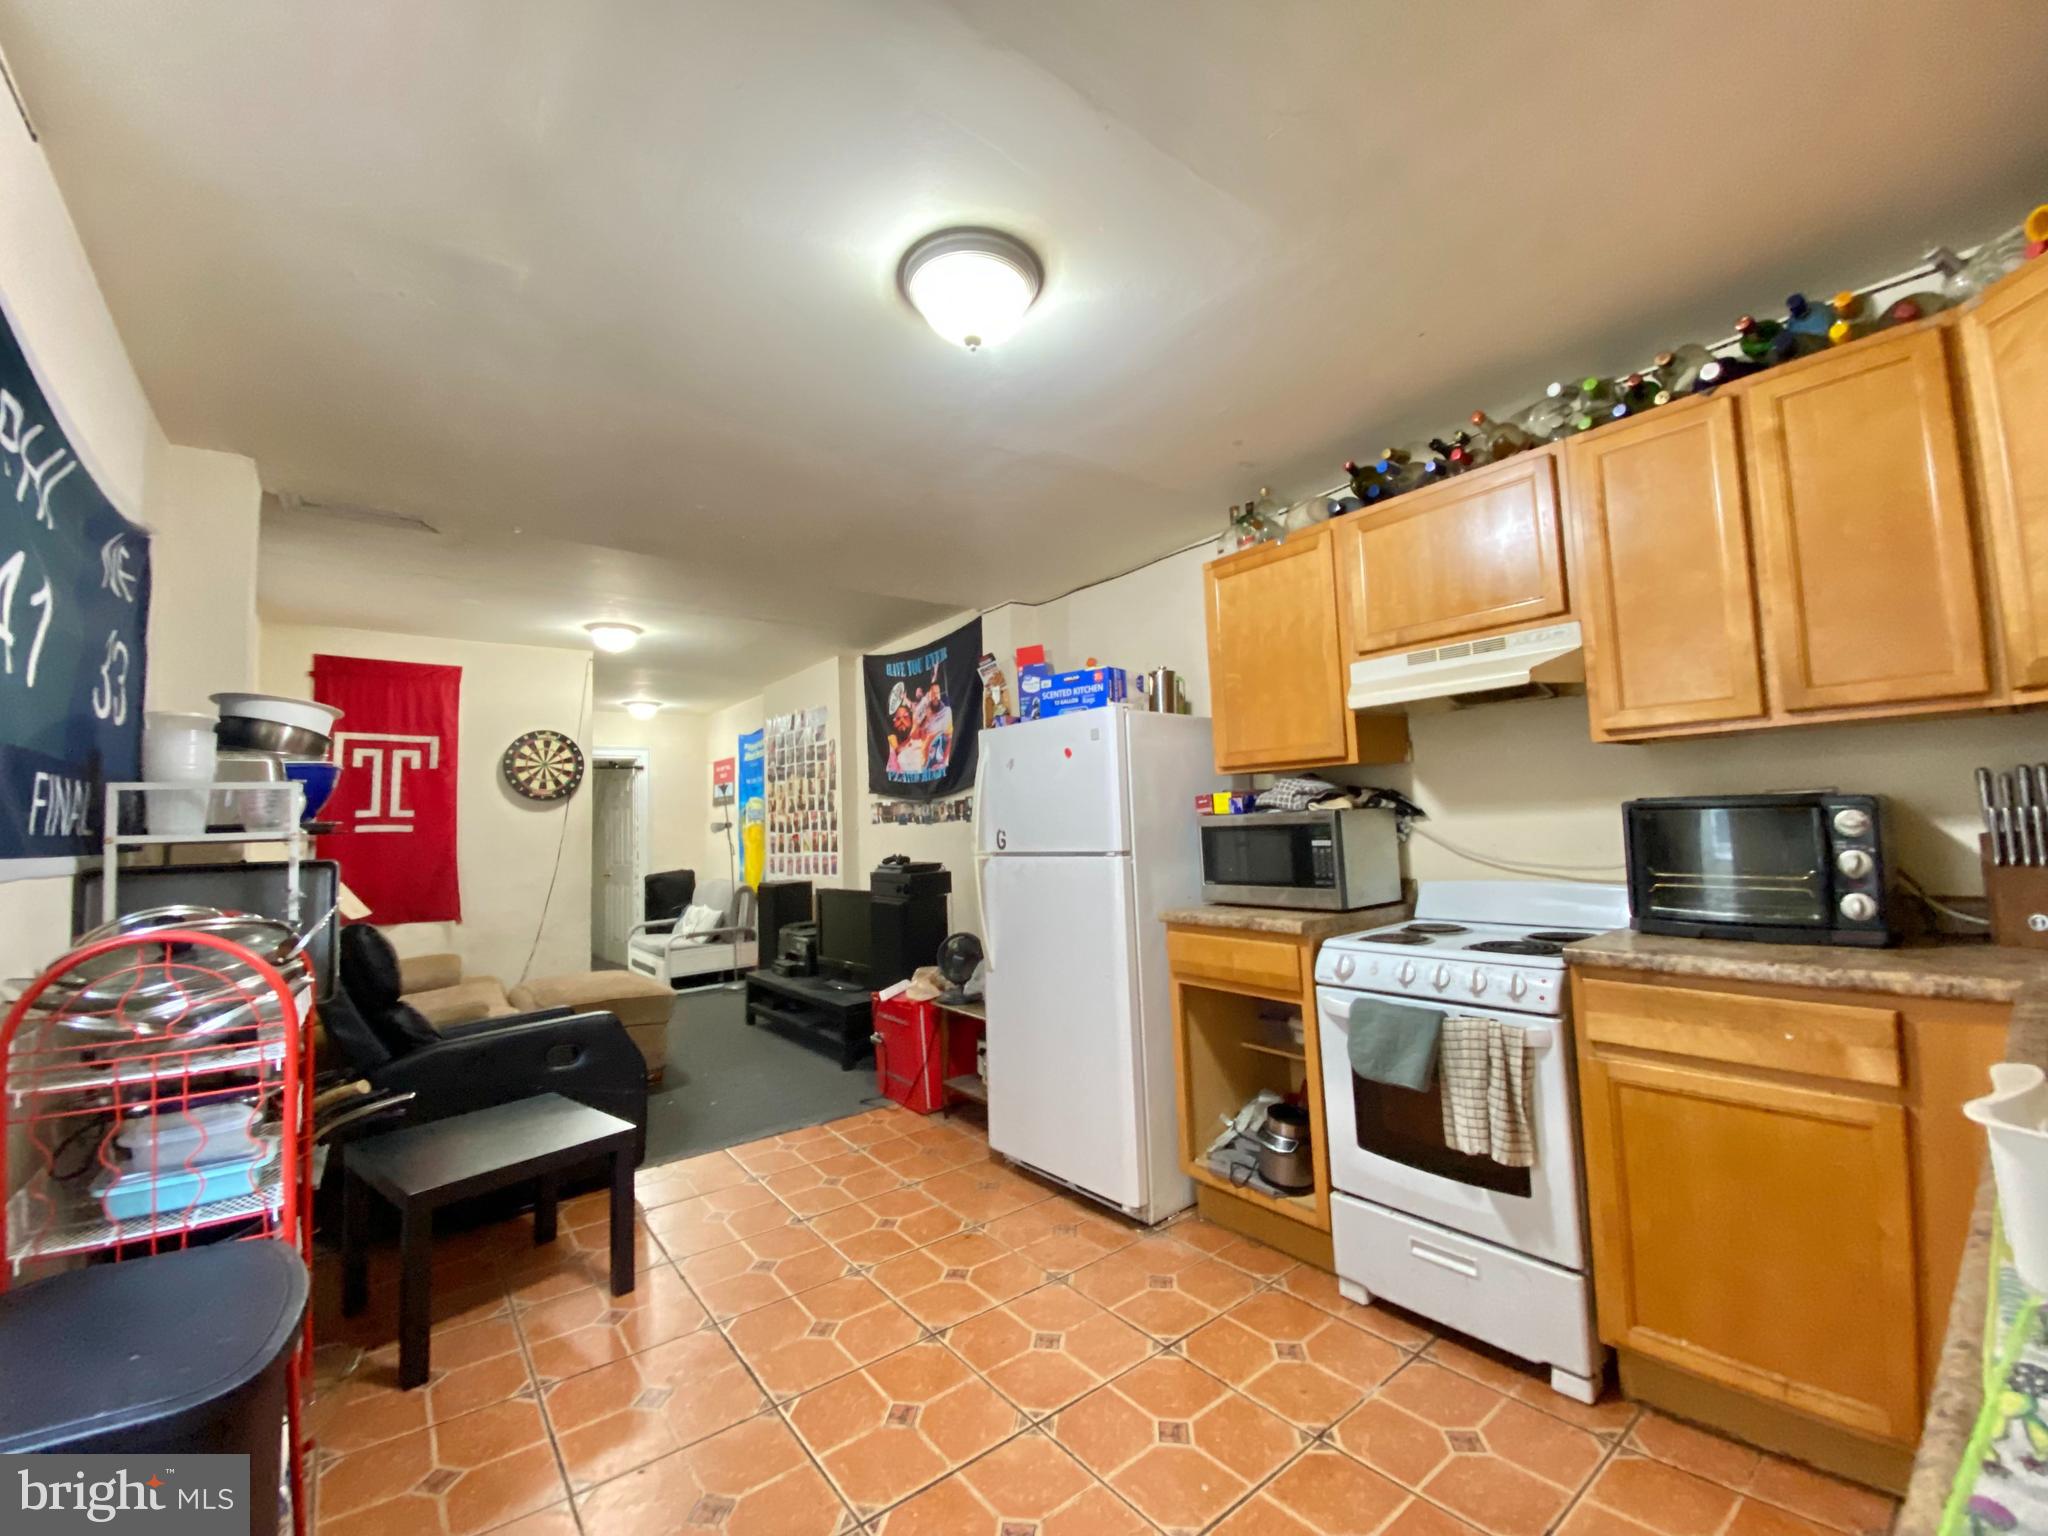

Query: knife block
1980 835 2048 950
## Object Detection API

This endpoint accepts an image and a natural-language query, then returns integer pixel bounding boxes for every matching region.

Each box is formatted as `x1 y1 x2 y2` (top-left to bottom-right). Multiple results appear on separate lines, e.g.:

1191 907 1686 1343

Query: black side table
340 1093 639 1388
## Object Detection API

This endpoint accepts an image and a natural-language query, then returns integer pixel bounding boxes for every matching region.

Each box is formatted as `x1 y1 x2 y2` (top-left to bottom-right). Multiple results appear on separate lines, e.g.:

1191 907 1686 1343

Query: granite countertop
1161 900 1410 943
1897 980 2048 1535
1565 928 2042 1005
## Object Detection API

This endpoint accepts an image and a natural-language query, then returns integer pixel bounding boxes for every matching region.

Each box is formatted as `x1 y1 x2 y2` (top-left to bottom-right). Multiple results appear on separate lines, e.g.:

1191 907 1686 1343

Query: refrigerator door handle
971 746 993 971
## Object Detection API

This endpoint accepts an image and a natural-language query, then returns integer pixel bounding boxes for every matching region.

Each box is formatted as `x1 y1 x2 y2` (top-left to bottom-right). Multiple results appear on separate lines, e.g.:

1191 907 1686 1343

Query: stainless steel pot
1252 1102 1314 1194
214 715 332 759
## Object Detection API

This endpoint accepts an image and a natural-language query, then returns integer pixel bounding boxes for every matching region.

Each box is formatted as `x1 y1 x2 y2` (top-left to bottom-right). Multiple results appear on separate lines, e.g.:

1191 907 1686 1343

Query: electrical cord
1405 824 1626 882
520 659 596 983
1896 869 1991 929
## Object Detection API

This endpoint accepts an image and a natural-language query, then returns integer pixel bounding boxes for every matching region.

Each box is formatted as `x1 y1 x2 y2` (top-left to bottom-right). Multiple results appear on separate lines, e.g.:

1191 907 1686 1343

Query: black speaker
868 863 953 990
755 881 814 966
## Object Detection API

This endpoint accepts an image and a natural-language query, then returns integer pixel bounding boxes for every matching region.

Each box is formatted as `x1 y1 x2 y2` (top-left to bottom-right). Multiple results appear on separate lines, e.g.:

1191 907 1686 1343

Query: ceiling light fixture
900 228 1042 351
622 699 662 721
584 622 642 653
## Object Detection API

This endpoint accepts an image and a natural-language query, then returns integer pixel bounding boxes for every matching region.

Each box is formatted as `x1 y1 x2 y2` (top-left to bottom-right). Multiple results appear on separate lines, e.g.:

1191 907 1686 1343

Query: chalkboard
0 296 151 863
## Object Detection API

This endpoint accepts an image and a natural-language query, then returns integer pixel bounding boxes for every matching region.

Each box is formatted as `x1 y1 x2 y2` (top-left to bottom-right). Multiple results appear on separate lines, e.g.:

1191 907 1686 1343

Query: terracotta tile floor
311 1102 1903 1536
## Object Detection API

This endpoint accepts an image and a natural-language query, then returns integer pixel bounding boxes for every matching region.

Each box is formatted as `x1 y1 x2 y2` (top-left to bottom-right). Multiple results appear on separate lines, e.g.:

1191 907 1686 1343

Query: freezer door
984 852 1145 1210
976 711 1131 856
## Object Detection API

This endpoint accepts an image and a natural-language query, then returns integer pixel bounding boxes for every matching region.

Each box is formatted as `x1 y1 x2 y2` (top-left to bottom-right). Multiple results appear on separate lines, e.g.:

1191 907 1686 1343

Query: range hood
1348 621 1584 710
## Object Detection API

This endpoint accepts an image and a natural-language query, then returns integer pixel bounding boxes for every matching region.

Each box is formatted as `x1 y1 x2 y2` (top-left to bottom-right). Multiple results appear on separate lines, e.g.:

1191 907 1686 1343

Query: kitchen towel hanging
1439 1015 1536 1167
0 294 153 866
863 617 981 801
313 655 462 924
1345 996 1442 1091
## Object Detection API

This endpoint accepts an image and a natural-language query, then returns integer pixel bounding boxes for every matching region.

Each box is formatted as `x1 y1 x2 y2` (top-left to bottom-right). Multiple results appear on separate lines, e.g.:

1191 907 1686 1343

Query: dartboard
502 729 585 801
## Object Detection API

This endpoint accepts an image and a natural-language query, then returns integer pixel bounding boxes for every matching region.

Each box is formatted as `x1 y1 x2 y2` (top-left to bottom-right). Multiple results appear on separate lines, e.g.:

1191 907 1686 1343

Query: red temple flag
311 655 462 925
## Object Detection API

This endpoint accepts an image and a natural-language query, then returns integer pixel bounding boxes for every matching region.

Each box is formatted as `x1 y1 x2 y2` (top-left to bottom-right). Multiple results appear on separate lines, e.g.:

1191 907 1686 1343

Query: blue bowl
284 761 341 823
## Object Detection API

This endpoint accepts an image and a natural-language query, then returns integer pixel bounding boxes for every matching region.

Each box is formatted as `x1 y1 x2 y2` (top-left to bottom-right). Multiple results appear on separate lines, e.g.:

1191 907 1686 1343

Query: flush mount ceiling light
584 622 642 653
900 228 1042 351
622 699 662 721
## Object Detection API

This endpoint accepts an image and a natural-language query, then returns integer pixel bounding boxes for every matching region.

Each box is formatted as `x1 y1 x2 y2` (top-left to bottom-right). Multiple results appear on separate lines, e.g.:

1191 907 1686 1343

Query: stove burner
1526 930 1594 944
1469 939 1565 957
1369 931 1435 946
1402 922 1469 935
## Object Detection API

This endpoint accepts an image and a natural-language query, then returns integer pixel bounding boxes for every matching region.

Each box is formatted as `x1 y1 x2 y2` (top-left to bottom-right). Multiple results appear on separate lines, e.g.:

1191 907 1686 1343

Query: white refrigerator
974 708 1223 1224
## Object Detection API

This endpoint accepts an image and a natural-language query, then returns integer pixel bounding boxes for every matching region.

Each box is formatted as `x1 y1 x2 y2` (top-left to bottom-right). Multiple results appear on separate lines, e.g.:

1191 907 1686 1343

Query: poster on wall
313 655 462 924
764 706 838 881
862 618 980 802
736 728 765 887
0 297 153 868
711 755 735 808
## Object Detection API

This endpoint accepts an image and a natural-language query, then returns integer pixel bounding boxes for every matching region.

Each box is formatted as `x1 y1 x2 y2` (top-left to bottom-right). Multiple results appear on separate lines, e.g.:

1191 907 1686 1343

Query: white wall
259 623 594 983
0 92 260 986
591 707 719 886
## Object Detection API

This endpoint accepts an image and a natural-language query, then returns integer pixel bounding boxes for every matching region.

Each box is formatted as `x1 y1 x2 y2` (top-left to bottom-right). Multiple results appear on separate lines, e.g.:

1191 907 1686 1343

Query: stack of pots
206 693 345 833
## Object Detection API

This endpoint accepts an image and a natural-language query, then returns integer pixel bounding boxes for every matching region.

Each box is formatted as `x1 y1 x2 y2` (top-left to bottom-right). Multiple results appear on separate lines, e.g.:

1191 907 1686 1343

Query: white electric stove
1314 880 1630 1403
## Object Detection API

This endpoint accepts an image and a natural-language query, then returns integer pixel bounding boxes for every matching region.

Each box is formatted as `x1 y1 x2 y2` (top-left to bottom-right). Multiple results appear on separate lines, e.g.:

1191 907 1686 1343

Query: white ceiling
4 1 2046 709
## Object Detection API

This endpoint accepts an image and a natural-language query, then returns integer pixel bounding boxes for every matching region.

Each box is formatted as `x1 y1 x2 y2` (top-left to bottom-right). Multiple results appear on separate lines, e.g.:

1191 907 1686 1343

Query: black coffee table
340 1093 639 1388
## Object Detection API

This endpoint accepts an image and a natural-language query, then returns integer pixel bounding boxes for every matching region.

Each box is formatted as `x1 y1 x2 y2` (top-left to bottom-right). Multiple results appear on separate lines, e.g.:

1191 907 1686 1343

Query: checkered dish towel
1438 1016 1536 1168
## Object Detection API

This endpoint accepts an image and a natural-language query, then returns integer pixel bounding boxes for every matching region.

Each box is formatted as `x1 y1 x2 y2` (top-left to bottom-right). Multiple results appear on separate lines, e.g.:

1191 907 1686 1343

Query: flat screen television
815 887 871 977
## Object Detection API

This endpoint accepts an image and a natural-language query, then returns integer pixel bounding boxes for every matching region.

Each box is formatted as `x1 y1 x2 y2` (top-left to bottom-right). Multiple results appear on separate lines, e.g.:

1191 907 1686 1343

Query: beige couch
398 953 675 1083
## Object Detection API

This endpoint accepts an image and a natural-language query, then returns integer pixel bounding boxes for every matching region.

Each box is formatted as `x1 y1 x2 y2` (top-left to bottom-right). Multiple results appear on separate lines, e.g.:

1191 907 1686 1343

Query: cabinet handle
1409 1240 1480 1279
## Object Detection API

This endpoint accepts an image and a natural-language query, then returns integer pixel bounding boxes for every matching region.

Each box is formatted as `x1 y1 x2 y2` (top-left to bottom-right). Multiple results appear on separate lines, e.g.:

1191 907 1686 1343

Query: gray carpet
643 983 890 1164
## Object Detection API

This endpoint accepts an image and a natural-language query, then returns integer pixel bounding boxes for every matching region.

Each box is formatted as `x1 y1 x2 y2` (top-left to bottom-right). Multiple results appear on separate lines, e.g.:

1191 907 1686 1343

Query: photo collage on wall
764 705 838 879
869 795 974 826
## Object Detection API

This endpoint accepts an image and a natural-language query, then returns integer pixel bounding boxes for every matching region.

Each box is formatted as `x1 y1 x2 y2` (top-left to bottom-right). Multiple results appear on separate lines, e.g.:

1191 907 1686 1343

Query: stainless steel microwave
1622 793 1891 946
1199 808 1403 911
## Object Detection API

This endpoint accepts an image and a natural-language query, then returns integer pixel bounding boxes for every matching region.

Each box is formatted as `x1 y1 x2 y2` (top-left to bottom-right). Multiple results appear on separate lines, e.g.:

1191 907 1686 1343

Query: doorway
590 750 649 966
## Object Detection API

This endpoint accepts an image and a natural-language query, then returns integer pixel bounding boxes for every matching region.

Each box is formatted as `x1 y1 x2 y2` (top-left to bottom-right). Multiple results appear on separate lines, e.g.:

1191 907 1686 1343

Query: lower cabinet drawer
1578 976 1902 1086
1330 1192 1599 1377
1167 928 1301 994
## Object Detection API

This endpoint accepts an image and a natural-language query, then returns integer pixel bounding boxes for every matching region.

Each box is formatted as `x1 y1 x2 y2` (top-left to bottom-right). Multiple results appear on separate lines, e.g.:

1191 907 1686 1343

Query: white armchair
625 878 757 987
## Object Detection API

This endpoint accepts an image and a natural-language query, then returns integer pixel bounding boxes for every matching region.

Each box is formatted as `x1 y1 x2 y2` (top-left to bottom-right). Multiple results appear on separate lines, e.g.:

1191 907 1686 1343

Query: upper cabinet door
1567 399 1765 736
1743 328 1989 713
1961 257 2048 695
1205 527 1356 772
1334 449 1567 659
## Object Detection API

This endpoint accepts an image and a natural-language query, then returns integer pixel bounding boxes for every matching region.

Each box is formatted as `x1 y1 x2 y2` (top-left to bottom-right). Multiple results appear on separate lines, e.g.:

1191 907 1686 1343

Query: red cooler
872 995 978 1115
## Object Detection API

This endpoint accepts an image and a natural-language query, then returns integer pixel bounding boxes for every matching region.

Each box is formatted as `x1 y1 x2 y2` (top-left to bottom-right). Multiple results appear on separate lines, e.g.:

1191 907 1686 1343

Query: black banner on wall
864 617 981 802
0 296 152 863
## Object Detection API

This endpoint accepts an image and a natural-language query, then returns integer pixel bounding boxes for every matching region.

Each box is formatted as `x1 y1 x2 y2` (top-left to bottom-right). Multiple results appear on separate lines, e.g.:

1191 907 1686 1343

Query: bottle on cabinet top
1649 344 1716 403
1827 290 1871 346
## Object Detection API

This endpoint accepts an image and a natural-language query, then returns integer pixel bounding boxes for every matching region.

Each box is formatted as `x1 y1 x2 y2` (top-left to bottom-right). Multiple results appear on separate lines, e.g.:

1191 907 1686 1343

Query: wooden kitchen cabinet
1960 252 2048 697
1566 398 1766 736
1204 525 1409 774
1742 326 1990 713
1573 966 2009 1482
1334 447 1568 658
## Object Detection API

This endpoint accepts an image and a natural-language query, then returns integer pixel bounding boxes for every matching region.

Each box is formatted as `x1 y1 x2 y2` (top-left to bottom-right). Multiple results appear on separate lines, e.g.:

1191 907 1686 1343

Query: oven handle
1317 997 1554 1053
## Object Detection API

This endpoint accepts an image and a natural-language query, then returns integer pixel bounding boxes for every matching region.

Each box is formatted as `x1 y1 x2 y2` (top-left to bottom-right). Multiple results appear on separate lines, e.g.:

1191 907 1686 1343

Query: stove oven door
1315 987 1587 1270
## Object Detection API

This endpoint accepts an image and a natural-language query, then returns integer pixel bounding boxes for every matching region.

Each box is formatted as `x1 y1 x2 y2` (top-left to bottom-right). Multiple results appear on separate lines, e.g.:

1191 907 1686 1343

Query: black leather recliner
324 925 648 1159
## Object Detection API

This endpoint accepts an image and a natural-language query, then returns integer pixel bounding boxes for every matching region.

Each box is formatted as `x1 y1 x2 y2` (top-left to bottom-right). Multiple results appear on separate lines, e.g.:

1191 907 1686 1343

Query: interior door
1335 448 1567 658
1567 399 1766 735
1743 327 1990 712
984 852 1144 1210
1960 255 2048 694
590 763 639 965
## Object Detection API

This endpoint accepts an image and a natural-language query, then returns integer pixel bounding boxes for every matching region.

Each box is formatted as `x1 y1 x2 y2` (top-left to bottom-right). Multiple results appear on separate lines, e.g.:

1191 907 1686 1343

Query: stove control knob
1334 954 1356 981
1832 807 1872 838
1509 973 1529 1000
1839 892 1879 922
1468 969 1487 994
1836 849 1874 879
1430 965 1451 991
1397 961 1417 986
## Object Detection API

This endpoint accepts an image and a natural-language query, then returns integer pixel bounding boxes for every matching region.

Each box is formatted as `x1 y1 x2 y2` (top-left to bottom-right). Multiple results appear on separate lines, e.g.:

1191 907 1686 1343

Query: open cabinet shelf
1173 980 1330 1232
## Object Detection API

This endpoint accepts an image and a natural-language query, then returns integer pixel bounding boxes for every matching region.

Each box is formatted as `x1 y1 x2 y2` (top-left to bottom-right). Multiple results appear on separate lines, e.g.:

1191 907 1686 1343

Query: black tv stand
745 967 873 1070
